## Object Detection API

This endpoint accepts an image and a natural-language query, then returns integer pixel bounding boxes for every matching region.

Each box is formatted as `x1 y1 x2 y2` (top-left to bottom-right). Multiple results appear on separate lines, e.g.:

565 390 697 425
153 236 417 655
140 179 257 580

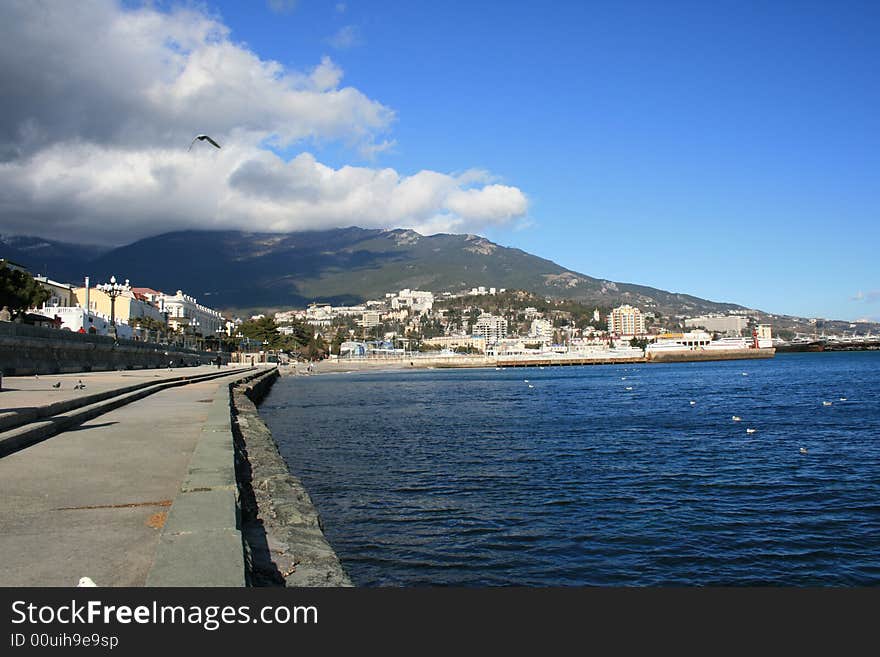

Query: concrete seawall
0 322 222 375
232 369 352 586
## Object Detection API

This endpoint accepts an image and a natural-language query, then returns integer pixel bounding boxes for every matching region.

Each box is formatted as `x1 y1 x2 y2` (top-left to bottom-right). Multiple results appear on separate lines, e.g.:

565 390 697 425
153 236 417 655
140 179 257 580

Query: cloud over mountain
0 0 527 245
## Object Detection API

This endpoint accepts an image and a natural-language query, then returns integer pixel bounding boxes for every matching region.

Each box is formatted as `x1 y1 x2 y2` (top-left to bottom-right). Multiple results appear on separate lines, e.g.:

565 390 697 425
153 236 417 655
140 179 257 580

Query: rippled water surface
259 352 880 586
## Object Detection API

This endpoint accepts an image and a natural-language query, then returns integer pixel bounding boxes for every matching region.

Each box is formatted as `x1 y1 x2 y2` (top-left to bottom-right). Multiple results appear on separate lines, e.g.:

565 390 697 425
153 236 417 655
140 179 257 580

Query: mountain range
4 228 753 318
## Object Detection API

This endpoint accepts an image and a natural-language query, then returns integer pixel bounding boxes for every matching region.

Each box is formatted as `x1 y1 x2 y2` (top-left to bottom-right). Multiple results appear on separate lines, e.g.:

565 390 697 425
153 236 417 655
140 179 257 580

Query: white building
684 314 748 335
529 318 554 344
361 310 381 328
473 314 508 345
304 304 333 327
391 289 434 313
158 290 225 335
607 305 646 336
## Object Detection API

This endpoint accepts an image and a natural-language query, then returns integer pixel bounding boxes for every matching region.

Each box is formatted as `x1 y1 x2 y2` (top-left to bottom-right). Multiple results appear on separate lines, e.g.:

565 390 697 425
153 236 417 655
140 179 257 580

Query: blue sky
209 0 880 322
2 1 877 322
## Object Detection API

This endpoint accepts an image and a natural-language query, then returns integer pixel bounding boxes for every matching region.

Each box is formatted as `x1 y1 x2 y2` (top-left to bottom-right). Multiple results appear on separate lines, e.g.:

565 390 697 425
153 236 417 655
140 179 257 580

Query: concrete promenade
0 365 256 587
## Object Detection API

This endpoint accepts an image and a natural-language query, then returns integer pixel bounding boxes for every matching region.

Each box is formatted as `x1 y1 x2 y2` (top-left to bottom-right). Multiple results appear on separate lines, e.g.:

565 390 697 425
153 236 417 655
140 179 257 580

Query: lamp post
95 276 130 340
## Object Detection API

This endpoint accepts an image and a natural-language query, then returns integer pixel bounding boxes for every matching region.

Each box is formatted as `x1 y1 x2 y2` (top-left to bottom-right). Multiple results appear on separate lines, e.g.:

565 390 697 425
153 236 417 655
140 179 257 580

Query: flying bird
188 134 221 151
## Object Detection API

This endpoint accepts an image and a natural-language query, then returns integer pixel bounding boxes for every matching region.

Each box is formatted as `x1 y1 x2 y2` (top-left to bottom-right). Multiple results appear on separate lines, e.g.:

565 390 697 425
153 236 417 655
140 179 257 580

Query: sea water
259 352 880 586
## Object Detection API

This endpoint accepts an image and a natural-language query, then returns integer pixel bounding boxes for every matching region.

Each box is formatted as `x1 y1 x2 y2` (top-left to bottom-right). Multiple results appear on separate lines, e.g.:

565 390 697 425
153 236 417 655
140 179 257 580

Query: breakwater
233 368 352 586
0 322 224 375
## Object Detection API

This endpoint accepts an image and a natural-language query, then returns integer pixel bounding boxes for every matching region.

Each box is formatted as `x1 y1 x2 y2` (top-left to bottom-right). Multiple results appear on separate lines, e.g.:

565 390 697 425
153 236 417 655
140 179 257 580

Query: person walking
215 355 222 369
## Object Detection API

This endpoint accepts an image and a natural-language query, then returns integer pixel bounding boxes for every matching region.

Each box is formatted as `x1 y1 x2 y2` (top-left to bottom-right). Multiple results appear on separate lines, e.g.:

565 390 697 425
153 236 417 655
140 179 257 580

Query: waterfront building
473 314 508 345
156 290 225 335
422 335 487 353
529 318 554 344
42 305 127 337
684 314 748 335
607 304 646 336
757 324 773 348
73 280 166 328
34 276 75 308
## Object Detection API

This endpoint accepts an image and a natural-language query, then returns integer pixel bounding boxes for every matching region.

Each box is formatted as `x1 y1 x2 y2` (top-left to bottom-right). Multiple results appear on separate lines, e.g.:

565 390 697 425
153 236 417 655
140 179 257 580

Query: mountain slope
2 227 749 315
0 235 110 280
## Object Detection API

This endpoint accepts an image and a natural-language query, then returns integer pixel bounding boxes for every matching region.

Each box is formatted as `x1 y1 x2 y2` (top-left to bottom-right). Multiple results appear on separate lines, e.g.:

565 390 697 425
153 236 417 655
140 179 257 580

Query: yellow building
72 284 165 326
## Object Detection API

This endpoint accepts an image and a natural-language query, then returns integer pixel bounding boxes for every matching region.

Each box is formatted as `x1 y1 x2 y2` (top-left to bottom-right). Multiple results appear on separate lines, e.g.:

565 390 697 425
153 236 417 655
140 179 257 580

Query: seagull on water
746 428 757 434
732 415 741 422
822 401 833 406
839 397 847 401
188 134 221 151
799 447 809 455
77 576 97 587
624 386 633 391
689 401 696 406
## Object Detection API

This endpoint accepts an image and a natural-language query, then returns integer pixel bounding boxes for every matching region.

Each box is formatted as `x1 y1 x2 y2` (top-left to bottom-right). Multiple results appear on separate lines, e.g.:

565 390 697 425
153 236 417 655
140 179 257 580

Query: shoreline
280 347 776 377
232 368 352 586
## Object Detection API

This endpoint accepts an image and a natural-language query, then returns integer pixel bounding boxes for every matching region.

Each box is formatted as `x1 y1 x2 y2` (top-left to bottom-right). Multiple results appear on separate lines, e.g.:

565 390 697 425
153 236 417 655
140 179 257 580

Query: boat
703 337 751 350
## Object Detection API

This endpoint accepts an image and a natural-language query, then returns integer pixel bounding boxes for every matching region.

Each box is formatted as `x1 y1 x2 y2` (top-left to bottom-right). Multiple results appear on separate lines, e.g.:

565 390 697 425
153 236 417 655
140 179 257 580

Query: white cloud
0 1 528 245
267 0 298 14
326 25 362 49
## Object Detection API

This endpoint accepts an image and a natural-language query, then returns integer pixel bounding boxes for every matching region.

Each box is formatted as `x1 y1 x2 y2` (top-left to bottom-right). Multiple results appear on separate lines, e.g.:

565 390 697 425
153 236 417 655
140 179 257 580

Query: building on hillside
684 314 748 335
607 304 646 336
391 289 434 313
528 318 554 344
304 304 333 327
472 314 508 345
361 310 381 328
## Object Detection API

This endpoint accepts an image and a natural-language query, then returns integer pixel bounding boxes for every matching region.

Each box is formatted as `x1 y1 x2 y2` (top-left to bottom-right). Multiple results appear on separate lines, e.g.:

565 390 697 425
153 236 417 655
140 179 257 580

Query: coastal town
6 254 880 370
1 257 777 364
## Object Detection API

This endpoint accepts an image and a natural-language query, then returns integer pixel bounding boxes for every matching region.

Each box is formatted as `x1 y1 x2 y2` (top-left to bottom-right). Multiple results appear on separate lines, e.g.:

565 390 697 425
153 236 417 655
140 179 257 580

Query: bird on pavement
77 576 97 587
73 380 86 390
188 134 221 151
52 382 61 389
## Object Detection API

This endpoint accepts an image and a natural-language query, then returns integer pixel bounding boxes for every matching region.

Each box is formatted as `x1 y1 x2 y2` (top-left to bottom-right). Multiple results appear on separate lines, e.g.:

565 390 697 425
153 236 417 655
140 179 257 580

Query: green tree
0 263 50 315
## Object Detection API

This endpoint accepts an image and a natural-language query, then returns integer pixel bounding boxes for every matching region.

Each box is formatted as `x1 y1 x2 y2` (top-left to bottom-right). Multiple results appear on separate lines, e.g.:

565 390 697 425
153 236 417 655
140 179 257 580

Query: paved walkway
0 367 252 587
0 365 238 412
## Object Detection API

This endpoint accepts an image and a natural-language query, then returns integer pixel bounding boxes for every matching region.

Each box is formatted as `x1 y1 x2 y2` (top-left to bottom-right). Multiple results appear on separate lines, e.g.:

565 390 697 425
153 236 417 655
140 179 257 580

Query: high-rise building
472 314 508 345
607 304 646 336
